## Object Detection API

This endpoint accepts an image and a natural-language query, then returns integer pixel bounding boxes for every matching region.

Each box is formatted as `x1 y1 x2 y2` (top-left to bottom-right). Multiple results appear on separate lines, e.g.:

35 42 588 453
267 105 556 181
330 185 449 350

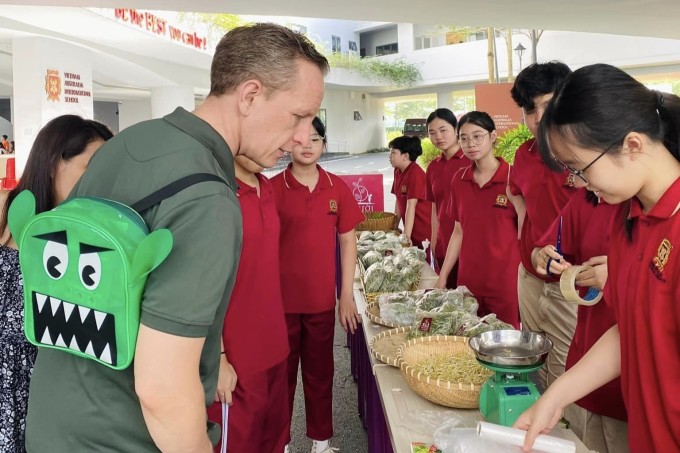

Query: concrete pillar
397 23 414 54
436 92 454 111
12 37 93 174
150 86 194 119
118 99 152 131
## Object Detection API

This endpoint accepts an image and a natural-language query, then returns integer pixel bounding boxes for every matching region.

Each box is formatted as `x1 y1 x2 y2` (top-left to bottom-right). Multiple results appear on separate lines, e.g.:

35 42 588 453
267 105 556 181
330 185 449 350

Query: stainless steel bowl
468 330 553 367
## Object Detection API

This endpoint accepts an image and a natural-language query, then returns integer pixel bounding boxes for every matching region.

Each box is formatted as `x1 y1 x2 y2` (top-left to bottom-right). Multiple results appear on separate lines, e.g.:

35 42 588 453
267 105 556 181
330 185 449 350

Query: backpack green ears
7 173 226 370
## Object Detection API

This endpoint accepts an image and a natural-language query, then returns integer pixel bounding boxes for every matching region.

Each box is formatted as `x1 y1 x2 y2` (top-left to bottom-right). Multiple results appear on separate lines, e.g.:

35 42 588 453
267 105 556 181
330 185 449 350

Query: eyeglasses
459 132 489 147
303 134 325 149
554 151 607 185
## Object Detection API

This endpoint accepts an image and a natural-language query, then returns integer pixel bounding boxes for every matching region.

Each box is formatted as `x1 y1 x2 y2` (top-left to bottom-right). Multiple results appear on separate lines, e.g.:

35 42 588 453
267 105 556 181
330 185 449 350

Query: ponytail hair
538 63 680 167
537 63 680 239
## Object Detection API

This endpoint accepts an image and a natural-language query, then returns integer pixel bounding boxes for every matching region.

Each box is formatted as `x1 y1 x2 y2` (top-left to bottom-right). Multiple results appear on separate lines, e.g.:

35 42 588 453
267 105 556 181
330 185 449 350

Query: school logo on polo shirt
329 199 338 214
650 238 673 281
564 174 576 188
401 185 407 194
494 194 508 208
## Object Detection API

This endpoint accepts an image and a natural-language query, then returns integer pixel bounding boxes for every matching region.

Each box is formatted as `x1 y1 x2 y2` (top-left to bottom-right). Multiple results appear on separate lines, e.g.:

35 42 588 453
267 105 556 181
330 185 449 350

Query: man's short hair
510 61 572 110
209 23 329 96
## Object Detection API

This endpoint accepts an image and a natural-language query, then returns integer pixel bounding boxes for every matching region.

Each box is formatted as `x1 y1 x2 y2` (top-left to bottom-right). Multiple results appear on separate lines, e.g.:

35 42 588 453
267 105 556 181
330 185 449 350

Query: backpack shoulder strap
131 173 227 213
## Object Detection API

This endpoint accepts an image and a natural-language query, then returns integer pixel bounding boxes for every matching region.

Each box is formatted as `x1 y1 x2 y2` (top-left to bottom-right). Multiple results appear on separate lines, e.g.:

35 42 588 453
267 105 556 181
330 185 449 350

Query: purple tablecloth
348 330 394 453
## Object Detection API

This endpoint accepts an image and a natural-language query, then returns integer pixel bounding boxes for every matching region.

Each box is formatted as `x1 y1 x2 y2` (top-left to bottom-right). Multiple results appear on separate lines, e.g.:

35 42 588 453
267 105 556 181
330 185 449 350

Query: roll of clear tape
477 421 576 453
559 265 603 306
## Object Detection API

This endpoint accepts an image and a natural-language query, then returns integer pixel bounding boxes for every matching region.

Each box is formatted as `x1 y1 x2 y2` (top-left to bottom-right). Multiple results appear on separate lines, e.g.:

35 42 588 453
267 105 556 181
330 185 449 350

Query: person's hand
513 397 564 452
576 255 608 290
214 356 237 405
533 245 571 276
434 275 447 289
338 294 362 334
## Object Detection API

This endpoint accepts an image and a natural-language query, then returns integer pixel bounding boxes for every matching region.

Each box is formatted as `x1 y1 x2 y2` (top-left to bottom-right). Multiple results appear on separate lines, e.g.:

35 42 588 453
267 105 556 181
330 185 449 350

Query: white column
118 99 152 131
397 23 414 54
436 92 454 111
150 86 194 119
12 37 93 174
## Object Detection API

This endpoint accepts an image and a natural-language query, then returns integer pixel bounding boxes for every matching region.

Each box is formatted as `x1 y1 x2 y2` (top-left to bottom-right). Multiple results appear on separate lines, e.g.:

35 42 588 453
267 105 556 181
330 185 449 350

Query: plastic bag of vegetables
408 311 454 339
377 291 415 308
380 303 417 327
364 262 387 293
361 250 383 268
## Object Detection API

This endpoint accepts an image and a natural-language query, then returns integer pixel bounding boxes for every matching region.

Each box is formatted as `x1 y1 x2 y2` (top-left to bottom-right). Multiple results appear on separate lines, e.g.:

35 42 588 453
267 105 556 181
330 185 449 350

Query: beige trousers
564 404 630 453
517 264 578 389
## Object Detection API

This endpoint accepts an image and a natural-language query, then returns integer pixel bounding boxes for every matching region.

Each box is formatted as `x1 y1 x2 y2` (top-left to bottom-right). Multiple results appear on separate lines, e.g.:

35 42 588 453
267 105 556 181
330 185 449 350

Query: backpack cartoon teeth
8 190 173 370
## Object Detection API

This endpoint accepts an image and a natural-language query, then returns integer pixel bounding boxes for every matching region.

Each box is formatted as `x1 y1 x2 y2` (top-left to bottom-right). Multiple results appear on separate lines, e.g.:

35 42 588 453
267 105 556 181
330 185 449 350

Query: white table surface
353 264 595 453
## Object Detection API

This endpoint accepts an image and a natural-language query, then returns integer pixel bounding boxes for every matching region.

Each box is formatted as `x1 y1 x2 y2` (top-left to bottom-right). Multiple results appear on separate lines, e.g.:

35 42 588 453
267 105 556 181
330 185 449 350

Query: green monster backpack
7 173 226 370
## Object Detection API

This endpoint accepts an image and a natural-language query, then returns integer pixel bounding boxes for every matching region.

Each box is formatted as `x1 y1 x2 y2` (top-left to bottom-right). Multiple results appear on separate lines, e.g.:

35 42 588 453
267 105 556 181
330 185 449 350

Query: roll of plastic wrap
477 421 576 453
559 265 603 306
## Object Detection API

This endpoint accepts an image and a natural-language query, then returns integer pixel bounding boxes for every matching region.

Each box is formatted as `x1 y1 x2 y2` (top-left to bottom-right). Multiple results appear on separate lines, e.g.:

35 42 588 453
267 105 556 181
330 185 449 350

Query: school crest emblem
329 199 338 213
494 194 508 208
650 238 673 281
564 174 576 188
401 185 407 194
45 69 61 102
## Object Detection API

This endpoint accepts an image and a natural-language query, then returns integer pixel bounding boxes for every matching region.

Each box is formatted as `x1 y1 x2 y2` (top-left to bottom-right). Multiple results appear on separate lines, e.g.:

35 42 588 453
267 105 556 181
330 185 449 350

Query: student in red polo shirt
516 64 680 453
435 111 520 328
271 117 364 453
506 61 579 388
425 108 471 287
208 155 290 453
531 191 628 453
390 135 432 259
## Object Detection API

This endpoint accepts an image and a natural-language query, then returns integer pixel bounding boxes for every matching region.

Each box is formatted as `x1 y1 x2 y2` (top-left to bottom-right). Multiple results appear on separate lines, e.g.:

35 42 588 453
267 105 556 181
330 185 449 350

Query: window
332 35 341 53
349 40 357 52
290 24 307 35
375 43 398 56
414 36 431 50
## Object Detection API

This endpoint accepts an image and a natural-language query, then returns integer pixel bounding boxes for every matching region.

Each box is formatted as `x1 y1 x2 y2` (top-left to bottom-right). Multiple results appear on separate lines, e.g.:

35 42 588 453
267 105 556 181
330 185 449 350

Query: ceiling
0 0 677 103
2 0 679 40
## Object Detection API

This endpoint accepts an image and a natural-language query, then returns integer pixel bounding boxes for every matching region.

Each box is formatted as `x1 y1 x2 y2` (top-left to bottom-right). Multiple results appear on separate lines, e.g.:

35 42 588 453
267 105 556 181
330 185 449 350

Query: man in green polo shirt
25 23 328 453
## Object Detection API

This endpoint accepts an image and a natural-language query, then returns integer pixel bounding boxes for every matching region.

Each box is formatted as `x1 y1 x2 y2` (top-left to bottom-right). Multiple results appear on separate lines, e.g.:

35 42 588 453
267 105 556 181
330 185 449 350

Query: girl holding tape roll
531 192 628 453
435 111 521 328
515 64 680 453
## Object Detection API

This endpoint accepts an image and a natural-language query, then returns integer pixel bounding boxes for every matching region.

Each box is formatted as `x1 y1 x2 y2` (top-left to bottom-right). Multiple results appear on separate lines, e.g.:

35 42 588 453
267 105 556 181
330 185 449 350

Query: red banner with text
338 174 384 213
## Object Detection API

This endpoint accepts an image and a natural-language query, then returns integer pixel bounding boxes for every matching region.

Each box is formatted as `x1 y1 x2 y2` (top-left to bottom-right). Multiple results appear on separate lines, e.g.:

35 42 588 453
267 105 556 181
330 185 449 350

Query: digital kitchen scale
469 330 553 427
477 361 543 426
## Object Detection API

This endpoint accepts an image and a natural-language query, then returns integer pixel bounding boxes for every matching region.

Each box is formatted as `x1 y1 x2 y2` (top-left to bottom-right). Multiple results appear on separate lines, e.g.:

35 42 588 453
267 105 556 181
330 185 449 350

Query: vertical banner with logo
474 82 523 138
338 174 384 213
43 66 94 122
13 37 94 174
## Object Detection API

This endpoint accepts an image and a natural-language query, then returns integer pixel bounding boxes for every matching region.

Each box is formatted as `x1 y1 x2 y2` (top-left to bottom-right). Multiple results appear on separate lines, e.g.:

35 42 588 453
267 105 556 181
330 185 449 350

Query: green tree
192 13 245 31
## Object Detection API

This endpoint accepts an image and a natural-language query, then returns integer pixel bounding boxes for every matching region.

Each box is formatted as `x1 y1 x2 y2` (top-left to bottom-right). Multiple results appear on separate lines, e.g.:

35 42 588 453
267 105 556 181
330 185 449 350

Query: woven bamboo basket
356 211 399 231
370 326 412 367
397 335 483 409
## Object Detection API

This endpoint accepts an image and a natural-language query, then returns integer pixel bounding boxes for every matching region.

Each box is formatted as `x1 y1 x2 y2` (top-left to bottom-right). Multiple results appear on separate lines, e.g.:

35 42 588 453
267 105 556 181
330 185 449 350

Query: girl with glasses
271 117 364 453
435 111 521 328
425 108 471 287
516 64 680 453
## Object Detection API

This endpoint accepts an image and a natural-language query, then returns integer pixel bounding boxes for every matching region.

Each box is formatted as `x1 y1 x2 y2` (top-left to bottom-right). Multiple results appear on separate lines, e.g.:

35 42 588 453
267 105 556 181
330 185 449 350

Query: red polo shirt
271 165 364 314
509 138 580 281
606 177 680 452
449 159 520 327
392 162 432 248
223 174 289 376
537 193 625 421
426 149 471 261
